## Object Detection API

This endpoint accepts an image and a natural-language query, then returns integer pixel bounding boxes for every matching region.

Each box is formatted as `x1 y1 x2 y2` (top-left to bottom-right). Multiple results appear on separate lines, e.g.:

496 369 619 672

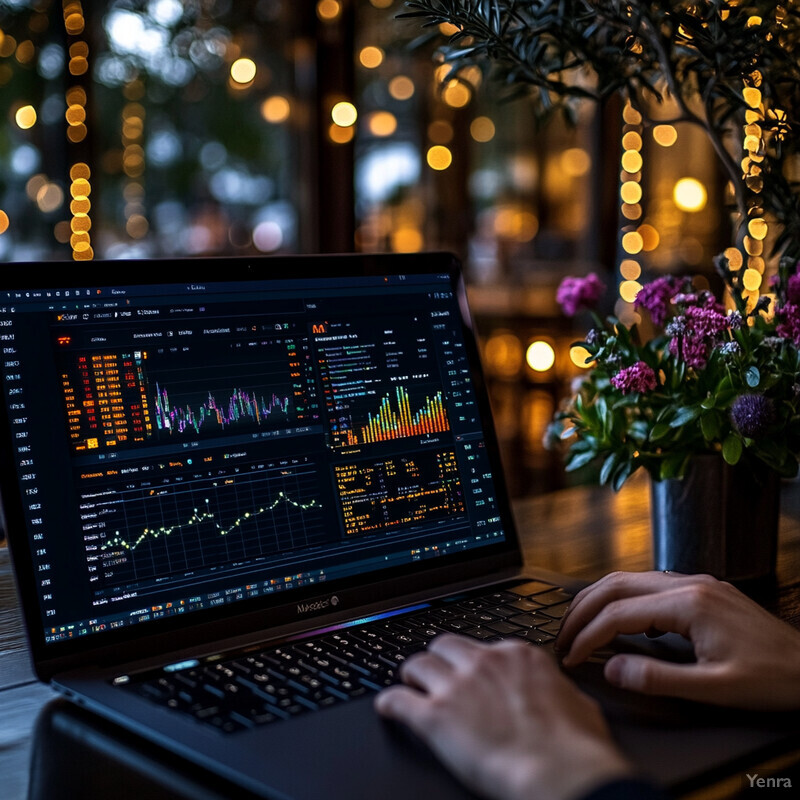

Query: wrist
505 746 634 800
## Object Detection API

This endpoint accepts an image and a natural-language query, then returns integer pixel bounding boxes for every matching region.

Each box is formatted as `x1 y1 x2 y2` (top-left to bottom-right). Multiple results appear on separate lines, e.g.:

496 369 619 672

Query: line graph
87 461 327 586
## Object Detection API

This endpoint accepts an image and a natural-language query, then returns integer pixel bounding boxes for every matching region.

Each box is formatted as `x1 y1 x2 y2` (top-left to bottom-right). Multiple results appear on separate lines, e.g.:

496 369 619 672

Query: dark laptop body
2 253 798 799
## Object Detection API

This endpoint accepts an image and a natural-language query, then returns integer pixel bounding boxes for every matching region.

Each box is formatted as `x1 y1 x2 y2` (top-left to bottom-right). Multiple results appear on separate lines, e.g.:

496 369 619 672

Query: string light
617 101 646 324
63 1 92 259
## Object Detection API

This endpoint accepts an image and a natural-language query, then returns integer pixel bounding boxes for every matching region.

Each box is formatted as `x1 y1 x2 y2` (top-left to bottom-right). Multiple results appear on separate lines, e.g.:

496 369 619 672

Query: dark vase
650 455 780 587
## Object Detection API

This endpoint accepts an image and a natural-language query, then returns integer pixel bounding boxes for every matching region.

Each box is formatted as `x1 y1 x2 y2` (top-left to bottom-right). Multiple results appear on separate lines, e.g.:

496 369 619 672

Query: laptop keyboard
125 580 571 734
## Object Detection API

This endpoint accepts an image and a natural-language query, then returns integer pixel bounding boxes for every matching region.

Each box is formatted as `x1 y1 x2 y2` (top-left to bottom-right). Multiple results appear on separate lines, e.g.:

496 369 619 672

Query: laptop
2 253 797 799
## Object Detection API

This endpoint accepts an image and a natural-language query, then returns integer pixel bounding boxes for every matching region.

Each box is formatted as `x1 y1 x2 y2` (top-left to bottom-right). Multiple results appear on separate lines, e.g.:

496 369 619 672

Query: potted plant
548 262 800 583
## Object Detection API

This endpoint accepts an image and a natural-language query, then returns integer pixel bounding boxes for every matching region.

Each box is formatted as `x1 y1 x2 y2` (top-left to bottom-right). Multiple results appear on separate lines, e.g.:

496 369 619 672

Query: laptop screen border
0 252 524 680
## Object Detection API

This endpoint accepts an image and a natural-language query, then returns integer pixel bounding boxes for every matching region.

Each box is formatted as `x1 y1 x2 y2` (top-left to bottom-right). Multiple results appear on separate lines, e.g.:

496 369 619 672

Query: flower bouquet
549 260 800 491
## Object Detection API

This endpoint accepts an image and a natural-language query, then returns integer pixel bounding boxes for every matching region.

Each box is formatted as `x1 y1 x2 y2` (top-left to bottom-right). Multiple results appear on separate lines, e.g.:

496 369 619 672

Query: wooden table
2 473 799 799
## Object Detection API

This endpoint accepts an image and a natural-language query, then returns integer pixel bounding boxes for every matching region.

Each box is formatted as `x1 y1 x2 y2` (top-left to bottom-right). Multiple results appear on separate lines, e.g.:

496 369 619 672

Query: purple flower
556 274 605 316
776 303 800 346
610 361 658 395
788 274 800 304
730 394 775 438
727 310 744 330
668 304 729 369
634 276 680 326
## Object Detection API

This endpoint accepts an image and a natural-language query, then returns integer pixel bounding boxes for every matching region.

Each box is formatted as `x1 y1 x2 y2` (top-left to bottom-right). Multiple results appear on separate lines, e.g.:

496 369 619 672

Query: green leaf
722 435 743 465
745 366 760 388
700 412 720 441
565 449 596 471
669 406 700 427
599 452 618 485
649 422 670 441
659 453 685 480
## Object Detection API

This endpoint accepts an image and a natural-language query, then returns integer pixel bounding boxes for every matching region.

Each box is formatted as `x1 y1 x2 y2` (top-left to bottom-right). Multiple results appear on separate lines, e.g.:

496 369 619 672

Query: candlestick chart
58 337 311 453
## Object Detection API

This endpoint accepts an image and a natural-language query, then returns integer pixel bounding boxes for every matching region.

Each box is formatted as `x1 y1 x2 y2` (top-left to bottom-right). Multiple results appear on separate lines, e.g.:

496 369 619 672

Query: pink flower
610 361 658 394
668 304 729 369
556 274 605 316
787 274 800 305
634 276 680 326
776 303 800 346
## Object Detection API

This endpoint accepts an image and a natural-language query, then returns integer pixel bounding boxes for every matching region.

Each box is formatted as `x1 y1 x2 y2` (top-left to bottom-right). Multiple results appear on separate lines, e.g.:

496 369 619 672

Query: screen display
0 270 507 644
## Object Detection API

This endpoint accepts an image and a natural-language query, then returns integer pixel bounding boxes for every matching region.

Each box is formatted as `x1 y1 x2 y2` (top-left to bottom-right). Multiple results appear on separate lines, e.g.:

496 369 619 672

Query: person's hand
557 571 800 710
375 634 632 800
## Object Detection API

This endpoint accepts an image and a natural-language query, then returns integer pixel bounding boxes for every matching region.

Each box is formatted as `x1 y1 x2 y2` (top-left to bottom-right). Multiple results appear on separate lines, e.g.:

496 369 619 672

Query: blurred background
0 0 737 496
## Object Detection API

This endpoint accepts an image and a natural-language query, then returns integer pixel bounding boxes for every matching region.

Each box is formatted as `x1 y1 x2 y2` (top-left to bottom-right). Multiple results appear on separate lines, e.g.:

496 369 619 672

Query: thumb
604 654 722 703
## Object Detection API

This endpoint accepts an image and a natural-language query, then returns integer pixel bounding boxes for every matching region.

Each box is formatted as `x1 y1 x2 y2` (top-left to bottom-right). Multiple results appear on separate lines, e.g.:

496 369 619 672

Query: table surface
2 473 800 799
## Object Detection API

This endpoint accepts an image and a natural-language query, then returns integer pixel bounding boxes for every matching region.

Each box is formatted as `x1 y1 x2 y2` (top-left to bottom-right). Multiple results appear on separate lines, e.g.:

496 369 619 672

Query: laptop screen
0 256 515 652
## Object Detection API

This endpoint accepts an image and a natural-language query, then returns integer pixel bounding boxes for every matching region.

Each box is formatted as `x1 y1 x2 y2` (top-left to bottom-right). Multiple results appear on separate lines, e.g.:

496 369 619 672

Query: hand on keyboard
557 570 800 711
375 634 632 800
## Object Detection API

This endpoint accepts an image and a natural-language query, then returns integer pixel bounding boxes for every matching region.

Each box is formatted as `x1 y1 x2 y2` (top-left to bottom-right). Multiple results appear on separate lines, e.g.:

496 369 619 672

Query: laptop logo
297 595 340 615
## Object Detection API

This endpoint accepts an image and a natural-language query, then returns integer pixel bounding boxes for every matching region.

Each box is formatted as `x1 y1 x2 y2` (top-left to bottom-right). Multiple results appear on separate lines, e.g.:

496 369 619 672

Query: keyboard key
462 627 495 640
508 597 547 612
532 589 573 606
542 602 570 619
509 581 557 597
486 620 523 635
513 629 556 645
507 612 553 628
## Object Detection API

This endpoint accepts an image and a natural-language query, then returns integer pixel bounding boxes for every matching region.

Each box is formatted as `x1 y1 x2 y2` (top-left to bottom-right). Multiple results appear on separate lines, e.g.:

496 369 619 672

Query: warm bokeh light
428 120 453 144
317 0 341 21
484 331 523 378
743 87 762 108
391 227 423 252
261 95 291 123
230 58 256 84
621 150 643 173
388 75 415 100
622 131 642 151
748 217 768 240
66 104 86 125
620 280 643 303
70 197 91 215
561 148 591 177
723 247 744 269
493 207 538 242
622 104 642 125
442 80 471 108
620 260 641 280
621 203 642 220
438 22 460 36
637 223 660 251
328 122 354 144
570 345 593 369
470 116 495 143
526 341 555 372
0 210 8 235
331 101 357 127
620 181 642 204
744 235 763 255
36 183 64 213
15 104 36 129
743 268 762 291
427 145 452 170
368 111 397 137
673 178 707 212
369 0 394 7
70 178 91 198
359 46 384 69
621 231 644 254
653 125 678 146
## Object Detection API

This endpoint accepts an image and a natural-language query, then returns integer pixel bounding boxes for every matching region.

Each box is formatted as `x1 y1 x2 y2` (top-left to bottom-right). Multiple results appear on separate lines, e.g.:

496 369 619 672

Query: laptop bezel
0 252 523 682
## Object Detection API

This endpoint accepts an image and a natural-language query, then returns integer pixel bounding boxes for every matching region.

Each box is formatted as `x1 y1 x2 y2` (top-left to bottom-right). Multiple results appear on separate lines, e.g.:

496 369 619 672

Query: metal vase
650 455 779 585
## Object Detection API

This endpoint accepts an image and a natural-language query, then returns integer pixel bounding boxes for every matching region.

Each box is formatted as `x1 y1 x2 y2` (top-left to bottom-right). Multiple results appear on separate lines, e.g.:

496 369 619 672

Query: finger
557 571 697 653
426 632 487 666
374 685 433 734
561 590 696 667
399 650 455 693
604 654 728 705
